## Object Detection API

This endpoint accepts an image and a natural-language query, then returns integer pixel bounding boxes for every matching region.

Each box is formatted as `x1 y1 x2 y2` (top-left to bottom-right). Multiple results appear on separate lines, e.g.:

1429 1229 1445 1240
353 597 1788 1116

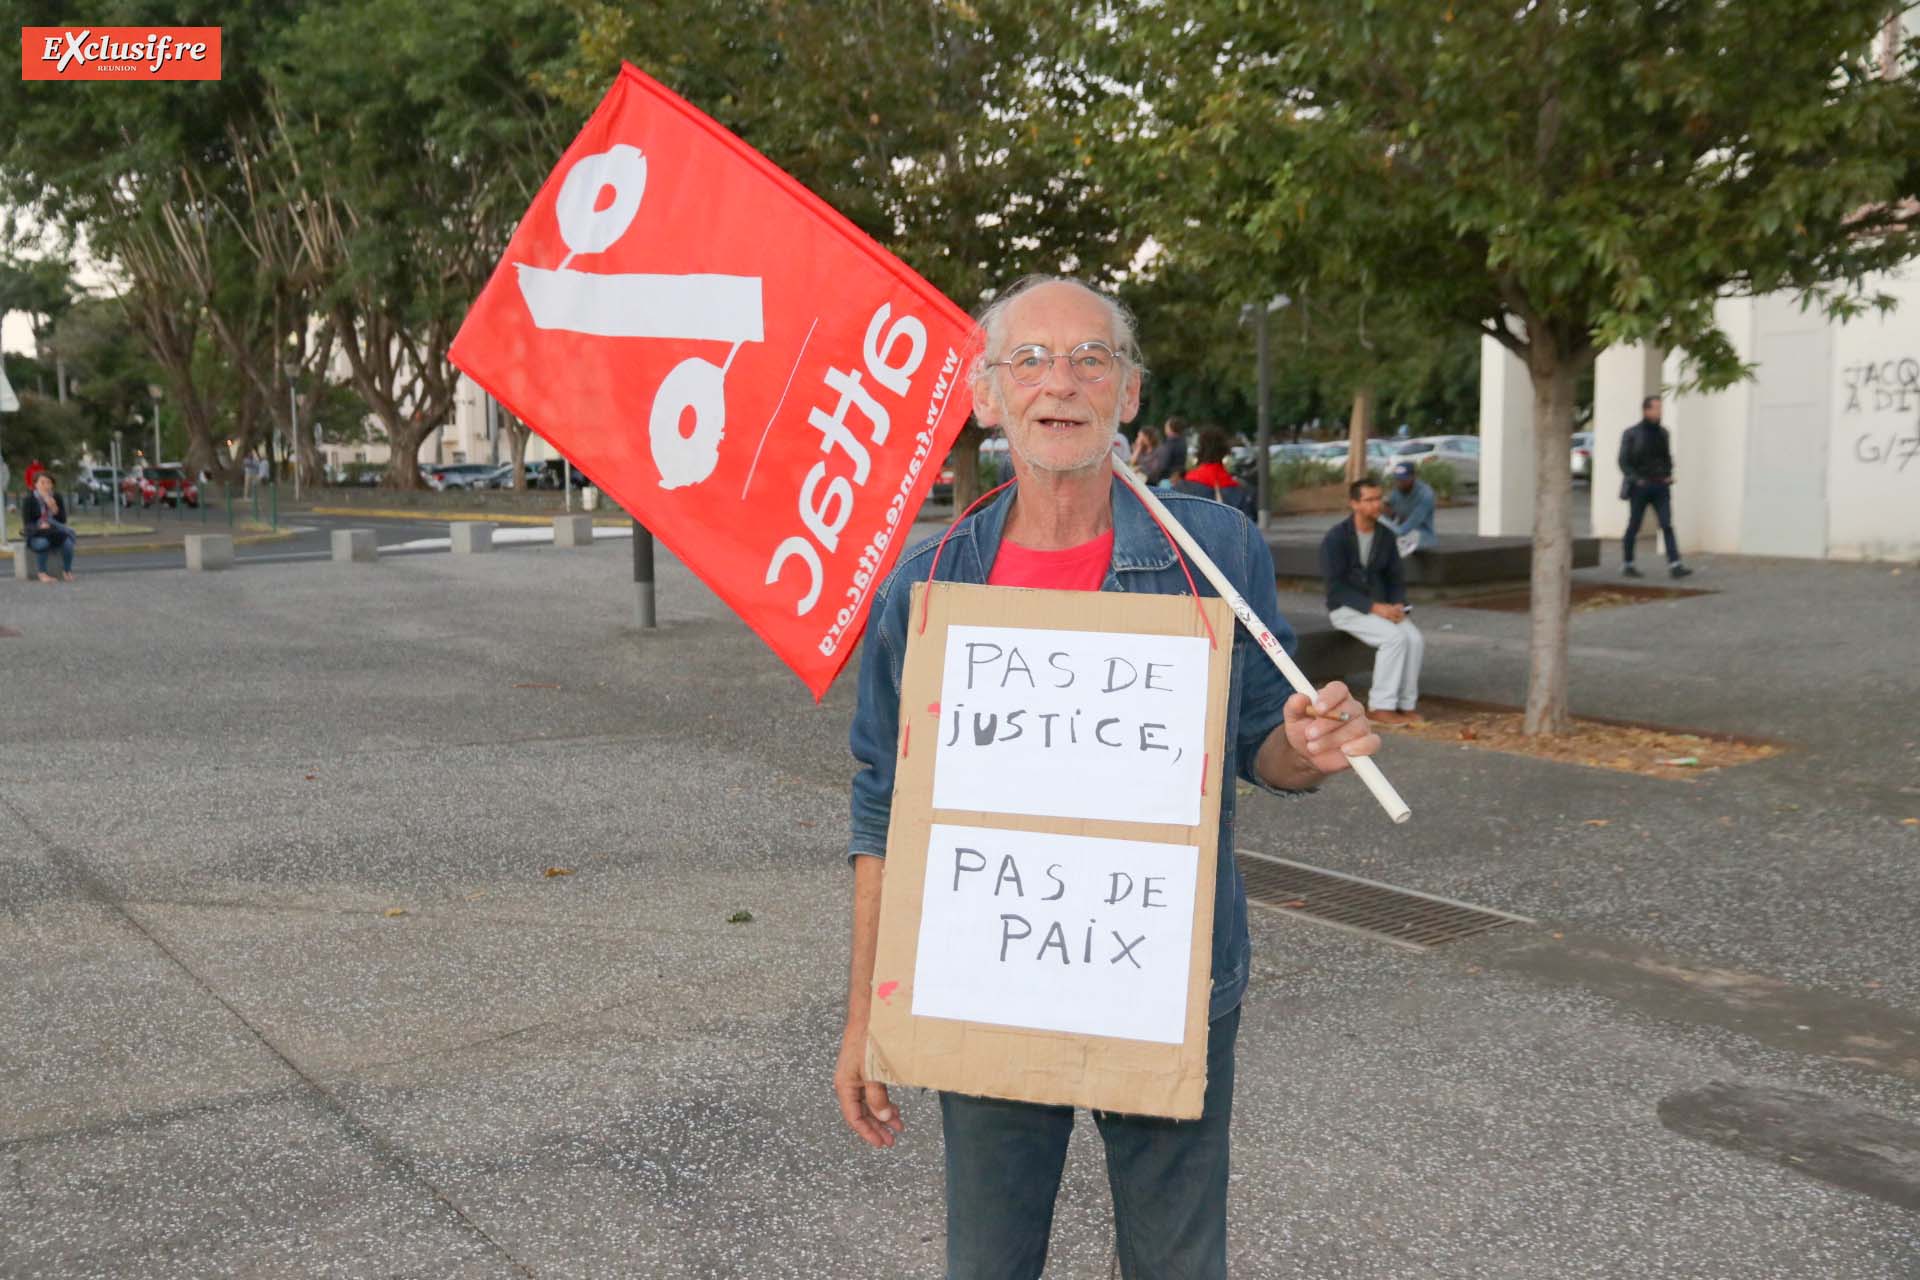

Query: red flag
451 64 973 698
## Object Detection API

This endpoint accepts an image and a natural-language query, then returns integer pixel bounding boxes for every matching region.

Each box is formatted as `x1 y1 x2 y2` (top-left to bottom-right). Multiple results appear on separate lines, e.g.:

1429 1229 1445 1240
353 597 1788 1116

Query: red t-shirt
987 529 1114 591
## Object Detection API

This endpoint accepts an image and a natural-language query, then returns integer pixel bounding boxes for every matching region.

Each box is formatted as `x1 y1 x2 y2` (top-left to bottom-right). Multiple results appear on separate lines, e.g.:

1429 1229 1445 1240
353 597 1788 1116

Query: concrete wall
1589 344 1663 542
1827 265 1920 561
1662 298 1754 557
1476 334 1534 537
1568 267 1920 563
1740 293 1831 558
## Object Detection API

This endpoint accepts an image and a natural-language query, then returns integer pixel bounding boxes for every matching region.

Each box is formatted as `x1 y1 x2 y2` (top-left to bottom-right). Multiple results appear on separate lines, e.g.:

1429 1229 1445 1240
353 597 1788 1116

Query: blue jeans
1624 481 1680 565
940 1005 1241 1279
26 531 75 575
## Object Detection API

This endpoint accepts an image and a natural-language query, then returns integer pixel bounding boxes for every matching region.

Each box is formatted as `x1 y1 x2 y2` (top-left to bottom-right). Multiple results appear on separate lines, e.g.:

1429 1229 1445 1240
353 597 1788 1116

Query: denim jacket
847 476 1313 1021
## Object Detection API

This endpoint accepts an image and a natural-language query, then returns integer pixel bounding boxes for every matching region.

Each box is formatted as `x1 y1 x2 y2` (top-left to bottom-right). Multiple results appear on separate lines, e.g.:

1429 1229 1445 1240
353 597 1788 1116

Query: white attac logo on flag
515 144 765 490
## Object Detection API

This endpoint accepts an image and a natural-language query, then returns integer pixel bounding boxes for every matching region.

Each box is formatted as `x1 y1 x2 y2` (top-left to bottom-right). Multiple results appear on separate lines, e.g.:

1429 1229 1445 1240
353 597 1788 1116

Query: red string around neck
915 475 1216 651
919 478 1016 635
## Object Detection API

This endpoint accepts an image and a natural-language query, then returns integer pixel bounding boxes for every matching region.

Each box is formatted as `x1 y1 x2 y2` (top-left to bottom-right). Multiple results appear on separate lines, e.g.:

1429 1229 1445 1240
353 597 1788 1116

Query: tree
268 0 578 487
1105 1 1920 731
0 4 316 478
0 251 78 400
545 1 1145 508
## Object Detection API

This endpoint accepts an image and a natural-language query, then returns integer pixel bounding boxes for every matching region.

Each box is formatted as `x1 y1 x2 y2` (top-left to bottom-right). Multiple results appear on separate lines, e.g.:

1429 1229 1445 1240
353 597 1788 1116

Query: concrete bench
10 544 30 581
184 534 233 572
1288 616 1375 684
1267 532 1599 589
553 514 594 548
331 528 377 563
451 522 495 554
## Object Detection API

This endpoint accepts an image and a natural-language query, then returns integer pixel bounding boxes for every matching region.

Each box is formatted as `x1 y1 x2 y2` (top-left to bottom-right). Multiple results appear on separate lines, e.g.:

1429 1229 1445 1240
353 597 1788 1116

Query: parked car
121 463 200 508
1571 431 1593 479
422 462 500 491
1316 439 1399 472
1226 440 1318 479
76 465 118 506
1393 435 1481 490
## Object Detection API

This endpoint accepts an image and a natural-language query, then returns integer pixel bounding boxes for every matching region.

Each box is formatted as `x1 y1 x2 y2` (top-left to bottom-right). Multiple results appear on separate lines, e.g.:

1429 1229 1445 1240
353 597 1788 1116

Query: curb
2 527 297 559
304 506 632 527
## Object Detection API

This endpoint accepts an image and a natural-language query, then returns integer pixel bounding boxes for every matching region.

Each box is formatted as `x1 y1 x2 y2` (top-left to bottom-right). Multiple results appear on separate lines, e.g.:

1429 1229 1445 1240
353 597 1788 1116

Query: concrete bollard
331 528 378 563
553 514 594 548
11 544 30 580
450 522 495 554
184 534 234 572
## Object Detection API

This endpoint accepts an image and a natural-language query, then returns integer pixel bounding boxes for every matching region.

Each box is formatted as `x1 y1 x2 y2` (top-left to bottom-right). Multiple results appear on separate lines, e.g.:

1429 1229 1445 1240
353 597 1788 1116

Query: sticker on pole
451 64 974 698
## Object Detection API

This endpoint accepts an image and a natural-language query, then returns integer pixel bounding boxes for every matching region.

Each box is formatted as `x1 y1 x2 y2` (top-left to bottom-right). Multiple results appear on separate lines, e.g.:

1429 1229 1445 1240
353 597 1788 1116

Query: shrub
1417 459 1458 501
1268 456 1343 500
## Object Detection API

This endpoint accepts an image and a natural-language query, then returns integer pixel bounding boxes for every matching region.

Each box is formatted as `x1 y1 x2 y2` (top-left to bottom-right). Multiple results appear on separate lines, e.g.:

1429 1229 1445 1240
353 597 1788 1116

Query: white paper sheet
912 824 1200 1044
930 624 1211 827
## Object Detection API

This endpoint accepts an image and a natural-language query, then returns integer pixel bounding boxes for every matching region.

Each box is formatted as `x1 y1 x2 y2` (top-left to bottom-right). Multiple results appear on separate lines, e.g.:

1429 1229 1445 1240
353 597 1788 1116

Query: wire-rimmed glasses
989 341 1121 387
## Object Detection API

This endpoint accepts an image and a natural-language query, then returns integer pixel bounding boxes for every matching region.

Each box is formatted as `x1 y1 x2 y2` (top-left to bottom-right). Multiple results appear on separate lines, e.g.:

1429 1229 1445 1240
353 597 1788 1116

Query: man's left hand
1281 681 1379 776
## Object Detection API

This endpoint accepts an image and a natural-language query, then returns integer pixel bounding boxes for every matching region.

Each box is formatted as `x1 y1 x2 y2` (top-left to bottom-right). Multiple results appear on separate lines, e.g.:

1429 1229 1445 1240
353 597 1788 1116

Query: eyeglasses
990 341 1121 387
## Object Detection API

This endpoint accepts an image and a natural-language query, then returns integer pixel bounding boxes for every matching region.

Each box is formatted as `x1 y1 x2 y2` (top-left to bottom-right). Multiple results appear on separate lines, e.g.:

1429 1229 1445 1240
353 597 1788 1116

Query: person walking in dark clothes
1618 395 1692 579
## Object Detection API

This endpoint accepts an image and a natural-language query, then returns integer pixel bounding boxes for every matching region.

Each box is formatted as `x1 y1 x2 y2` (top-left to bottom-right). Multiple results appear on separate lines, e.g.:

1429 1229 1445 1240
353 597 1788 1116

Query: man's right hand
1370 602 1406 623
834 1022 903 1148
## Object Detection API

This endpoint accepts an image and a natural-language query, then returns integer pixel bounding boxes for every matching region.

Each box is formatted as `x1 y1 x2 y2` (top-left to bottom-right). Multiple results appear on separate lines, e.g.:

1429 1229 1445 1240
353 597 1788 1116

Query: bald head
973 276 1144 375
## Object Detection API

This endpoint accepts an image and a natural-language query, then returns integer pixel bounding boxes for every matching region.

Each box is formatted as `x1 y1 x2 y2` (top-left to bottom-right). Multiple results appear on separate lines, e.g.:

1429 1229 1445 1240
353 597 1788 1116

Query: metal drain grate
1236 851 1531 950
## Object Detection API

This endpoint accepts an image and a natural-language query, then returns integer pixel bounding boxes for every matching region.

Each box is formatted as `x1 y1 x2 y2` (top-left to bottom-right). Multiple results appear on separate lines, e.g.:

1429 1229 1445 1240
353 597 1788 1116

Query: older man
834 276 1381 1279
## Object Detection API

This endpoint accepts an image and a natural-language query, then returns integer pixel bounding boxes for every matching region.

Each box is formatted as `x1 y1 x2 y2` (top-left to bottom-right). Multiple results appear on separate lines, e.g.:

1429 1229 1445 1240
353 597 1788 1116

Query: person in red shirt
1172 427 1256 518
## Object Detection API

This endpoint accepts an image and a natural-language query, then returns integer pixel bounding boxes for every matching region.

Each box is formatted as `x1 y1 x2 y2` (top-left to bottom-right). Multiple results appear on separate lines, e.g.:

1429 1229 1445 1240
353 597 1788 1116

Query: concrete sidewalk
0 526 1915 1277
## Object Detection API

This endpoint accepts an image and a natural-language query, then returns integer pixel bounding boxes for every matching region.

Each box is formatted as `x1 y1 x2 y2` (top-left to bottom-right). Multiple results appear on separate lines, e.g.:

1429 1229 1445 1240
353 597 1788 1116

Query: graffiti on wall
1840 358 1920 471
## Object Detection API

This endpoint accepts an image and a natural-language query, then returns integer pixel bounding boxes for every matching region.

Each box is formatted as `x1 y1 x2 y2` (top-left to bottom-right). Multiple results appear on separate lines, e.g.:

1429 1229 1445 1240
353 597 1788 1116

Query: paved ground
9 504 631 577
1 509 1916 1278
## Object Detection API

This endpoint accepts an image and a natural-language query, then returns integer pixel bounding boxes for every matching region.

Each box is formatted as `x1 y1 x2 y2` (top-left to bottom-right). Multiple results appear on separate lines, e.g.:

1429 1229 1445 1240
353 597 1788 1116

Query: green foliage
1417 460 1458 503
542 2 1141 311
1102 1 1920 389
1095 0 1920 731
1268 456 1342 502
544 1 1147 507
1 388 88 485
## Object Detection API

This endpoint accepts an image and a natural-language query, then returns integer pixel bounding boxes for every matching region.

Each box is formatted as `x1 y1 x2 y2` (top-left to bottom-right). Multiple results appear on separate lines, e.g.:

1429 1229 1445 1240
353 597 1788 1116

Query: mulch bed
1384 697 1783 778
1453 581 1716 613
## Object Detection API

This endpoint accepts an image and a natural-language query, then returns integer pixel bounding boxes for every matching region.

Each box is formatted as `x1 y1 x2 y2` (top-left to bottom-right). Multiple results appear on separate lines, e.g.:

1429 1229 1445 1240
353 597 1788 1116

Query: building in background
1479 264 1920 563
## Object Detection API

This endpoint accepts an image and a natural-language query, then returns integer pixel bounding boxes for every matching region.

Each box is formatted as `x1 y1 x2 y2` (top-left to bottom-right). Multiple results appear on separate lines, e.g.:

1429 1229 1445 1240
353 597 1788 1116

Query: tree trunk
295 400 324 487
1346 385 1374 486
948 422 985 512
383 419 433 488
504 418 531 488
1523 351 1580 735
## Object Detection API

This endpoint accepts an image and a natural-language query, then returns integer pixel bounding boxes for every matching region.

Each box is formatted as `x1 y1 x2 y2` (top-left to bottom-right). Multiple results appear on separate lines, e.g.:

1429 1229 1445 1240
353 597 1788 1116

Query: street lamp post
111 430 123 527
1239 295 1291 529
148 382 164 465
282 364 301 502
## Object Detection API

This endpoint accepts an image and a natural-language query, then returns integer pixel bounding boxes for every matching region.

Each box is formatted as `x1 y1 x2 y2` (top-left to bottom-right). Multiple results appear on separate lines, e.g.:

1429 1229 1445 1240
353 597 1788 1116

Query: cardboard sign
450 64 974 698
867 582 1234 1119
914 824 1200 1044
933 624 1213 827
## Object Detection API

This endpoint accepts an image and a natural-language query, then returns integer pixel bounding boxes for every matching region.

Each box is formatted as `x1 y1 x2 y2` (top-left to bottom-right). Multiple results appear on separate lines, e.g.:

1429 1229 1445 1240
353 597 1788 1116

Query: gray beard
1005 411 1117 476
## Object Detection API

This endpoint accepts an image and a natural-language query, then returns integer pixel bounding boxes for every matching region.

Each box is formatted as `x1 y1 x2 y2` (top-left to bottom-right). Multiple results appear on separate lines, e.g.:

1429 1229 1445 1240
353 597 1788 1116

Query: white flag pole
1111 456 1412 824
